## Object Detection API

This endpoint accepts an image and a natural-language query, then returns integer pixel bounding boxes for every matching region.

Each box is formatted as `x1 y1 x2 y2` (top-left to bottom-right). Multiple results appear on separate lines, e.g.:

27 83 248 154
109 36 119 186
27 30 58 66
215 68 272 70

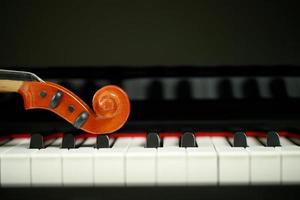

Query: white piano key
0 138 37 186
279 137 300 184
186 137 217 185
257 77 272 98
289 137 300 146
247 137 281 184
62 138 95 186
157 137 186 185
161 78 177 100
227 137 234 146
285 77 300 98
122 78 151 100
31 138 64 186
279 137 295 146
126 137 156 186
211 137 231 148
162 136 179 147
212 137 250 185
0 138 27 185
247 137 262 147
0 138 27 154
112 137 131 148
129 137 146 147
207 77 219 99
258 137 267 145
74 138 85 147
191 78 211 99
94 137 131 186
44 138 57 147
196 136 214 147
231 77 245 99
81 137 96 146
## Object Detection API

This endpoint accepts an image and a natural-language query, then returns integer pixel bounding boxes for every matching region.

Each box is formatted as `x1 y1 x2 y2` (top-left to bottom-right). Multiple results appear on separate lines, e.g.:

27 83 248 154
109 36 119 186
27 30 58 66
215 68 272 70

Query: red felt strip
7 131 300 140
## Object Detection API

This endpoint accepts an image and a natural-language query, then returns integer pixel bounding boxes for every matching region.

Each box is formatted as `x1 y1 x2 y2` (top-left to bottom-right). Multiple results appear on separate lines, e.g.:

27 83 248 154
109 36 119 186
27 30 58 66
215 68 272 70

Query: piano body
1 1 300 199
0 66 300 199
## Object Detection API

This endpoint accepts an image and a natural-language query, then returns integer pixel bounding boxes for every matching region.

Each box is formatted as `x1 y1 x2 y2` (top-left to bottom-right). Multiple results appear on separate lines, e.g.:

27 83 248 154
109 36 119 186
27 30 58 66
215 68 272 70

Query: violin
0 69 130 135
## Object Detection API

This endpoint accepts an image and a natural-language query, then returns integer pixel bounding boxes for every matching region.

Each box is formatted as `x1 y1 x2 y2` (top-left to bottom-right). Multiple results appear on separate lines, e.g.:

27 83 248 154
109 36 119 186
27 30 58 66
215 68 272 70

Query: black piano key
180 132 196 147
233 132 247 147
30 130 56 149
147 80 163 100
217 79 234 99
269 78 288 98
146 132 160 148
267 131 281 147
30 133 44 149
176 80 192 100
61 133 75 149
242 78 261 99
96 135 110 148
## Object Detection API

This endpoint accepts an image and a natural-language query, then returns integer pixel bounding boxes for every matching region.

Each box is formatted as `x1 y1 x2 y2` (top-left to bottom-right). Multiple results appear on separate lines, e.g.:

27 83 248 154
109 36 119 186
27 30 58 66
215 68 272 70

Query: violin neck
0 80 24 92
0 69 43 92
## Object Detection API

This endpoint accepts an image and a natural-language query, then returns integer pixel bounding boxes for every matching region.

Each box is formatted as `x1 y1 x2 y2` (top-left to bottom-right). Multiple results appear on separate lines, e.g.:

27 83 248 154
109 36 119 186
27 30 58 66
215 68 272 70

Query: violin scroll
18 81 130 135
0 69 130 135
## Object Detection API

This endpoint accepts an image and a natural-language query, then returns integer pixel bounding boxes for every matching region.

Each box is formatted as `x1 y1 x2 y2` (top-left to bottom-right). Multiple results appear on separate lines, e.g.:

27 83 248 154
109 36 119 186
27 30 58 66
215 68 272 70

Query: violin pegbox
0 69 130 135
20 82 130 135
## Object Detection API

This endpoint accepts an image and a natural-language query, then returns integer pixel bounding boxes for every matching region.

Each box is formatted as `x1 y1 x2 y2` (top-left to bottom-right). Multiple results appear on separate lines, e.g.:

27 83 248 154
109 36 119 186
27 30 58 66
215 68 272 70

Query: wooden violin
0 69 130 135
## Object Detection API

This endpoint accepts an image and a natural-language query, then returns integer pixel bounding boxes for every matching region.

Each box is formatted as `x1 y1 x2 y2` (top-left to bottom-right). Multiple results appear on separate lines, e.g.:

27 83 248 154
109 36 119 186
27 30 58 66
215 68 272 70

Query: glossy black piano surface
1 66 300 134
1 186 299 200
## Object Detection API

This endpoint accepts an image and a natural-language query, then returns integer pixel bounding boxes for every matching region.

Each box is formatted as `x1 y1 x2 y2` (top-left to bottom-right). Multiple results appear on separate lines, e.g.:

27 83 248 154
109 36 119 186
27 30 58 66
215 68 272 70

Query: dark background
0 0 299 67
1 2 300 196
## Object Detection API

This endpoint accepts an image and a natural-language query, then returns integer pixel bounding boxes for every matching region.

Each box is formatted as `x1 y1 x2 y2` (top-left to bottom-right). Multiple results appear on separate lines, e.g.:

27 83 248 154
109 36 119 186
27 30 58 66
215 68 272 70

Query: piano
0 66 300 199
1 1 300 199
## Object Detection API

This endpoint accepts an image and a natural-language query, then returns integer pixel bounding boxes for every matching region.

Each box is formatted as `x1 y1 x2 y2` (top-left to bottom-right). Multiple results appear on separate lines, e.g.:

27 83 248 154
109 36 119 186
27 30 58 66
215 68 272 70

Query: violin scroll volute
93 86 122 119
90 85 131 131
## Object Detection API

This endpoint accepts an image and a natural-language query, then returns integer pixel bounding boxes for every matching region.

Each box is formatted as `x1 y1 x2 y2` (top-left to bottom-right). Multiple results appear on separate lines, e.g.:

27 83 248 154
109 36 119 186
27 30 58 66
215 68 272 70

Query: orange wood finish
18 81 130 134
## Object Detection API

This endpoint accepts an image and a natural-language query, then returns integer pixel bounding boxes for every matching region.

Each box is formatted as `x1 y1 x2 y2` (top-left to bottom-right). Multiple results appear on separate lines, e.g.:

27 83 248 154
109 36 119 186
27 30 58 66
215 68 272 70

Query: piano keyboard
0 132 300 187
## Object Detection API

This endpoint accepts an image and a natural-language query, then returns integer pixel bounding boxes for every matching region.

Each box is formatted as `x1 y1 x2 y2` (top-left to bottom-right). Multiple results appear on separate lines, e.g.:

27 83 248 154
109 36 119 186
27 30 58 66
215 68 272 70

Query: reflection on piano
0 66 300 199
